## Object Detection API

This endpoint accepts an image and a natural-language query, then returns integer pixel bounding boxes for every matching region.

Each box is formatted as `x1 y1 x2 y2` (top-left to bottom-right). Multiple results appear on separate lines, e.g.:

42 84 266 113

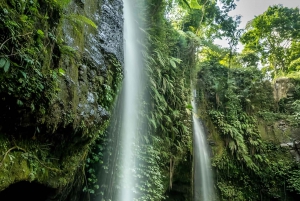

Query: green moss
0 132 89 191
0 0 123 198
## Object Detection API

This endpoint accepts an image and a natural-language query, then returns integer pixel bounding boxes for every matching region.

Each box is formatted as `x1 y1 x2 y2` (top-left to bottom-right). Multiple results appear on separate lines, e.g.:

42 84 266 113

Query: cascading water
116 0 145 200
192 100 215 201
96 1 146 200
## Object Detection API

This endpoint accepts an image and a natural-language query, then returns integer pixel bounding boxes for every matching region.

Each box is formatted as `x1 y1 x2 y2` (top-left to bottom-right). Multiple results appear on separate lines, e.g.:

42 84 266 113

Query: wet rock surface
85 0 124 67
54 0 124 131
0 0 124 200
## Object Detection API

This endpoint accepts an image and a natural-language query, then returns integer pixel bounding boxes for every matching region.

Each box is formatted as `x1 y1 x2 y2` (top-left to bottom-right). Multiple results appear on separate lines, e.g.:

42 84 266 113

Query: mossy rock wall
196 64 300 200
0 0 123 200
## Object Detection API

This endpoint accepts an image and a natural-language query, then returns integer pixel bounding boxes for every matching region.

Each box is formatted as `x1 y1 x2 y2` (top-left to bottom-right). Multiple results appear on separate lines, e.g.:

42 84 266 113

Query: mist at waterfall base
192 101 215 201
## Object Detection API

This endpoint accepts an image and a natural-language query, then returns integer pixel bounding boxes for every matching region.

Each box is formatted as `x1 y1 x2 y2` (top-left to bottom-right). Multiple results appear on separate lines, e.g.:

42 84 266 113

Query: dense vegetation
197 63 300 200
88 0 251 200
0 0 300 201
193 3 300 201
0 0 122 200
132 0 300 200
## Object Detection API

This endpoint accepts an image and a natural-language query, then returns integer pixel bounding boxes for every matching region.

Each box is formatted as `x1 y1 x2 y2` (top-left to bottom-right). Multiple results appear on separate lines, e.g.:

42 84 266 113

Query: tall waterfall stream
97 1 146 200
100 1 216 199
193 101 215 201
116 0 145 200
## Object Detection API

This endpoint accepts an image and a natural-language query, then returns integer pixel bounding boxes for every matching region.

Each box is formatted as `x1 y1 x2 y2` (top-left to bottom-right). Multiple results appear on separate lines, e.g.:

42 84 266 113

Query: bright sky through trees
215 0 300 50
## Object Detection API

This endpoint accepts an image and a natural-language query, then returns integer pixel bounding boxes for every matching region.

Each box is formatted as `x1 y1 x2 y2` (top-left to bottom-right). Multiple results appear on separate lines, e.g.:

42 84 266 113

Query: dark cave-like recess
0 181 56 201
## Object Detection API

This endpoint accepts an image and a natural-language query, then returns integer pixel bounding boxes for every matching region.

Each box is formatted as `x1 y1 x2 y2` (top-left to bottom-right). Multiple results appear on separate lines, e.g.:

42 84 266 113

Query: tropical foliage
1 0 300 201
195 6 300 198
241 5 300 76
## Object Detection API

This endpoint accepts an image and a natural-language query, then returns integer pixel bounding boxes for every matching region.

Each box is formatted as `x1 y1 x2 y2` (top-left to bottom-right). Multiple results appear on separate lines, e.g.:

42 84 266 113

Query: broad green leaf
154 50 165 67
58 68 65 76
170 59 176 68
4 60 10 72
182 0 191 8
38 83 44 90
37 29 45 38
17 100 23 106
20 71 27 79
188 0 202 9
0 58 6 68
172 57 182 63
186 104 193 109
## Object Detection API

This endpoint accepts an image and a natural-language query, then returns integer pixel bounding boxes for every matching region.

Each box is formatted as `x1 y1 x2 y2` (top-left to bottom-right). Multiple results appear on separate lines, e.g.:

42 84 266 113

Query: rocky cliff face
274 77 294 102
0 0 123 200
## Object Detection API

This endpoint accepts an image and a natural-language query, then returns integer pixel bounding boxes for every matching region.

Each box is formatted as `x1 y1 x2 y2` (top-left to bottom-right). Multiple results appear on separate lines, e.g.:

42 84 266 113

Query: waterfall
95 1 146 200
192 101 215 201
116 0 145 200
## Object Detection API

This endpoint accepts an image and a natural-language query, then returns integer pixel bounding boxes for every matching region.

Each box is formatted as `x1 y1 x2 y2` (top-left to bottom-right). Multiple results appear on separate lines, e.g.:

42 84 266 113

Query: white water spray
192 100 215 201
117 0 145 200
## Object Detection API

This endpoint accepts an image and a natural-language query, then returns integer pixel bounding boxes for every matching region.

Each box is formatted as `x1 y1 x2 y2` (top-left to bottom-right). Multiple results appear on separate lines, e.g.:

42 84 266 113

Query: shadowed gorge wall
0 0 123 200
0 182 56 201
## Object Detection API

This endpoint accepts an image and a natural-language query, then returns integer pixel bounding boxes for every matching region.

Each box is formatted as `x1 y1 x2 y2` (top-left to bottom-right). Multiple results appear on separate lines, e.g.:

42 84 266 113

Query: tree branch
0 146 26 167
0 32 33 50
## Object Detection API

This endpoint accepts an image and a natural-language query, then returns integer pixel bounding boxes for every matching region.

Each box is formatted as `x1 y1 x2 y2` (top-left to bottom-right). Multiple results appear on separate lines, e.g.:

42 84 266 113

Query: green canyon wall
0 0 123 200
196 63 300 201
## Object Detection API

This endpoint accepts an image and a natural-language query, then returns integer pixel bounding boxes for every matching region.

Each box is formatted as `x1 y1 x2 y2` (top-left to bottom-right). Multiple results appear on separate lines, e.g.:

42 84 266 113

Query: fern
66 14 97 29
50 0 72 8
